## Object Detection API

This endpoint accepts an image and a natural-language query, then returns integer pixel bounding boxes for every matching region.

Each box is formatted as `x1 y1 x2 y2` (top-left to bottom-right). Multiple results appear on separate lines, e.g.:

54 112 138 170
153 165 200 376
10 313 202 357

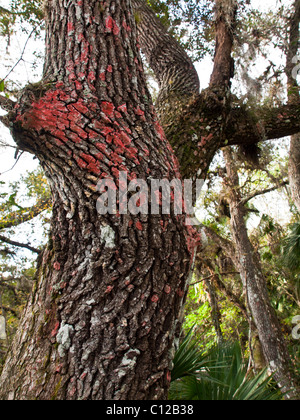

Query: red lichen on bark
135 220 143 231
105 16 120 36
53 261 61 271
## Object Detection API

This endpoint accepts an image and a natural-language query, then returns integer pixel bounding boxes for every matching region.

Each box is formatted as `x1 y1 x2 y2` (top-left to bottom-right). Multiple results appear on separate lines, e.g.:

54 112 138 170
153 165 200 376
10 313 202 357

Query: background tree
189 142 299 394
0 167 51 372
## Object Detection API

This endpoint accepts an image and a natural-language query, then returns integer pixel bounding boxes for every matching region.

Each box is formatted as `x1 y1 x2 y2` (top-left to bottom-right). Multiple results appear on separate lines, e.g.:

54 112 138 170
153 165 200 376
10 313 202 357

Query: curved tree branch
209 0 237 91
131 0 200 119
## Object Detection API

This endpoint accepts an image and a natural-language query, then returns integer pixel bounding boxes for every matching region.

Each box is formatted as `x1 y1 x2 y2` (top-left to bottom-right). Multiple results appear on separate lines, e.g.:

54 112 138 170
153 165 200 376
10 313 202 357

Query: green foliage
184 279 246 351
0 166 50 373
147 0 214 61
282 222 300 273
0 167 51 232
170 340 282 400
0 0 44 32
171 328 210 381
0 259 36 374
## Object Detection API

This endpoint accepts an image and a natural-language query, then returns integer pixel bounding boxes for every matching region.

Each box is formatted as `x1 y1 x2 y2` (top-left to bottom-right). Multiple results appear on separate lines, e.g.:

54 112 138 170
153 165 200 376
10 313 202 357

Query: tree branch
190 271 239 286
0 234 41 254
240 181 289 205
226 101 300 146
0 26 38 87
0 198 52 231
0 5 29 16
131 0 199 118
200 224 237 265
212 273 249 320
209 0 237 91
163 93 300 179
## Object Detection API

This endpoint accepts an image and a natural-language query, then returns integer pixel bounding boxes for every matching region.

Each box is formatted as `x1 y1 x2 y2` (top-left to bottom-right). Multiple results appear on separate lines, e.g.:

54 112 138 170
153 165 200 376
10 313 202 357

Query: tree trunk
289 134 300 212
223 147 300 400
209 0 237 91
0 0 195 400
286 0 300 212
204 277 223 346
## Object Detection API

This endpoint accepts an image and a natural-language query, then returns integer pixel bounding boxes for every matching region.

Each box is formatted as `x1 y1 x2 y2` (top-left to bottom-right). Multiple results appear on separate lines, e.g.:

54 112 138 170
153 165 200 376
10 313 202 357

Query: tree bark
286 0 300 212
0 0 195 400
289 133 300 212
222 147 300 400
132 0 200 118
209 0 237 91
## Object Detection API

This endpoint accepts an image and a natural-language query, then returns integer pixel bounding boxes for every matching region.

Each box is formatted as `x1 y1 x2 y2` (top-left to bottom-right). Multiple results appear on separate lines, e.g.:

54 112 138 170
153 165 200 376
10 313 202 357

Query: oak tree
0 0 299 400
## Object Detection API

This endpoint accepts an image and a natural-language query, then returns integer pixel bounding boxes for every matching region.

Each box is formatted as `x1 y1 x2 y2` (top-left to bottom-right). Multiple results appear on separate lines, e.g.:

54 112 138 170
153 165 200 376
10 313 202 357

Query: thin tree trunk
289 134 300 212
286 0 300 212
209 0 237 91
0 0 195 400
223 147 300 400
204 277 223 346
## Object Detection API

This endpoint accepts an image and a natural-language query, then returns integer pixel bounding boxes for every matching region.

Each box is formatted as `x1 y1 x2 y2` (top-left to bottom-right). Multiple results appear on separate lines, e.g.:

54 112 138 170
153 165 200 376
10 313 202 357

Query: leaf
0 80 5 92
171 327 210 382
170 340 282 400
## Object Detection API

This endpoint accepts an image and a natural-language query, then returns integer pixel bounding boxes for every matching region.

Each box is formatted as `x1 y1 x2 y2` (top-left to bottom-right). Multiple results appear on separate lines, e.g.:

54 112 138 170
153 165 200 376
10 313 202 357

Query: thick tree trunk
0 0 195 400
223 147 300 400
286 0 300 212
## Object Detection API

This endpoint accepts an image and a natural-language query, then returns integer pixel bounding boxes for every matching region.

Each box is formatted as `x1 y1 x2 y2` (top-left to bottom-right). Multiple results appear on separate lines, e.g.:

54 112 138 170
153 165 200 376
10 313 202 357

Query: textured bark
132 0 200 119
209 0 237 90
289 133 300 212
223 147 300 400
286 0 300 212
0 0 195 400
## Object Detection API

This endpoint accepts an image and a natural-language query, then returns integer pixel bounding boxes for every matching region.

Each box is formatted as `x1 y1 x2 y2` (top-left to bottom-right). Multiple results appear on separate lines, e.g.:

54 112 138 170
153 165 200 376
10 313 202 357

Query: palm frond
170 340 282 400
171 328 209 382
282 222 300 272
